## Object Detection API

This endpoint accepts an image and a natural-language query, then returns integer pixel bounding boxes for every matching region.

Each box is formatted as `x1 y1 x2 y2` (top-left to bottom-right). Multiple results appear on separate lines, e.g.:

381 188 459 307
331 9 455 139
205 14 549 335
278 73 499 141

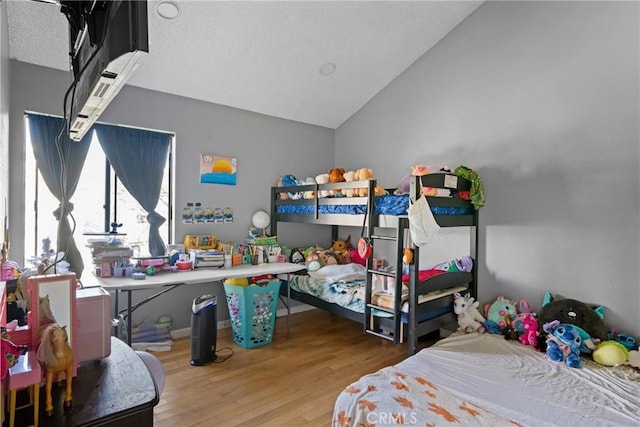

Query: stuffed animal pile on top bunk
453 291 640 371
276 167 387 200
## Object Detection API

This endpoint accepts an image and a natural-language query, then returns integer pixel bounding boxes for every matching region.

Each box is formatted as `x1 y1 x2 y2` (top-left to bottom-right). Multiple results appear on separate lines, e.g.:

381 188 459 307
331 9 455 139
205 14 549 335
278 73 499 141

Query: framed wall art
199 154 237 185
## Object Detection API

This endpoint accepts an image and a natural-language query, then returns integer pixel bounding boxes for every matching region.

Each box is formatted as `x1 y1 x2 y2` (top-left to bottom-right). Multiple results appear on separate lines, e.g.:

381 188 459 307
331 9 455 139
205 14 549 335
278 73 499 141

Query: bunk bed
271 172 479 355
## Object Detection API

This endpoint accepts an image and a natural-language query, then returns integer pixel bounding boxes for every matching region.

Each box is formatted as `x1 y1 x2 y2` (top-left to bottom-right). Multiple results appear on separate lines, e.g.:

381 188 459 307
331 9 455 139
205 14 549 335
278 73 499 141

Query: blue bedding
276 194 471 216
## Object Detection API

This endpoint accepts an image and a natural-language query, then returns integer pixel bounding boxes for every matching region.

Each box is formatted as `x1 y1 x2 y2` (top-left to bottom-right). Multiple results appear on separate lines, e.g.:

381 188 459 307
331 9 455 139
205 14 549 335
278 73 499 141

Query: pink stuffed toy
350 249 367 266
518 313 539 346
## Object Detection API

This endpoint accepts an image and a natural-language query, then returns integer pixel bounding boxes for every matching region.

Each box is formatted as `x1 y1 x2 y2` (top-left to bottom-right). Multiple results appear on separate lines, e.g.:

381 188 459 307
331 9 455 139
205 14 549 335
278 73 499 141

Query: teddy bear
342 170 357 197
328 167 346 196
354 168 373 197
315 173 330 198
354 168 386 197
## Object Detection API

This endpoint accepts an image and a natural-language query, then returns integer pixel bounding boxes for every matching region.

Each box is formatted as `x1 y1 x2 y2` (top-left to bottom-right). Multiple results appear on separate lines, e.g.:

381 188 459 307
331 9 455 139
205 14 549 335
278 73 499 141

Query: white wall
9 62 334 329
336 1 640 337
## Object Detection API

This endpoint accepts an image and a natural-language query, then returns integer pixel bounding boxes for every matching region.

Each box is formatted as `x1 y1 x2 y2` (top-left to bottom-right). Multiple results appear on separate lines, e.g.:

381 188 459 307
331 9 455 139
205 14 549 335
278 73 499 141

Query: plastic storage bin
223 279 280 349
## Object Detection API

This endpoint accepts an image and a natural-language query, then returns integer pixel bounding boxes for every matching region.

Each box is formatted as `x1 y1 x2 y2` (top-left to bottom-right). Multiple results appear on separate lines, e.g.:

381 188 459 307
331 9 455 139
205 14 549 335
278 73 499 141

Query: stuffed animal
289 248 305 264
350 249 366 266
453 292 486 333
277 176 289 200
411 165 431 176
328 167 346 196
332 235 352 253
510 299 534 335
538 292 606 352
317 250 338 266
353 168 387 196
394 174 411 194
613 333 637 351
543 320 583 368
592 341 629 367
315 173 330 198
281 174 302 200
298 176 317 199
342 170 357 197
518 313 539 346
502 314 520 341
305 252 323 272
607 329 638 352
484 296 518 330
354 168 374 197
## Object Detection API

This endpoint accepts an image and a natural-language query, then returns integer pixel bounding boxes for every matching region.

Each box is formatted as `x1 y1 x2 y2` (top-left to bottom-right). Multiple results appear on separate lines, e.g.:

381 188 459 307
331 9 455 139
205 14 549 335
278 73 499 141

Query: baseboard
170 304 315 340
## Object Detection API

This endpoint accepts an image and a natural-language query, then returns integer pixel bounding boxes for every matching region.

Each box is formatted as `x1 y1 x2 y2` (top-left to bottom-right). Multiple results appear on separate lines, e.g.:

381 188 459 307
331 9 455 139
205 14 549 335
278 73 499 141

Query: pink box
76 287 112 363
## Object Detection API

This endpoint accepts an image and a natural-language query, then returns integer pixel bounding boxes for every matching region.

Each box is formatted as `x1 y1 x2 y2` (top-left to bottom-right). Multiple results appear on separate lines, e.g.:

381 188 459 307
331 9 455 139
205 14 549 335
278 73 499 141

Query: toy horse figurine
37 324 73 416
453 292 486 333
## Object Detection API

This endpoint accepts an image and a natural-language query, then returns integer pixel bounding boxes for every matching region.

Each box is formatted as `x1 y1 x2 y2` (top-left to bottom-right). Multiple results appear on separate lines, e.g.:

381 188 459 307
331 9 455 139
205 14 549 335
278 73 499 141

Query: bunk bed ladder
363 209 407 345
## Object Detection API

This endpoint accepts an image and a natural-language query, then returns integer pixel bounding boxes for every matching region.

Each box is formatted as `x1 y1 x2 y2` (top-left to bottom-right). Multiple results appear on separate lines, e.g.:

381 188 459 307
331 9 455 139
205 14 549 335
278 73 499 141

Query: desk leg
127 290 133 346
287 273 291 338
114 289 119 326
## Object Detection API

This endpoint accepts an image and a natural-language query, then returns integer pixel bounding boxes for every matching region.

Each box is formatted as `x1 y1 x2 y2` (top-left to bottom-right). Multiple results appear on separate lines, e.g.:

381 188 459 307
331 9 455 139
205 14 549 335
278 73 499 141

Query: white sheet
308 263 367 284
394 333 640 426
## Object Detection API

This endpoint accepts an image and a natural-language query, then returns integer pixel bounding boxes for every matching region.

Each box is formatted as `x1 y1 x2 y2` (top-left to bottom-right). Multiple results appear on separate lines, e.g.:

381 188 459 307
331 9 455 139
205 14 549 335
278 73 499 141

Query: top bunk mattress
275 194 471 216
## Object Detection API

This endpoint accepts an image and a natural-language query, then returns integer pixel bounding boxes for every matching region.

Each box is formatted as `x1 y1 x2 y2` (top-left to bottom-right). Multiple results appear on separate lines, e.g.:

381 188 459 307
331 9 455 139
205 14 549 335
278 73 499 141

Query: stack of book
86 238 134 277
194 249 224 268
245 235 278 246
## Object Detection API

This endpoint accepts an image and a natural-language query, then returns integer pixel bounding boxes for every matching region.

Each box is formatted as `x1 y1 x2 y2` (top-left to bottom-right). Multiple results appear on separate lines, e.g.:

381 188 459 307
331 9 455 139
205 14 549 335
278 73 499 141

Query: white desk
95 262 305 345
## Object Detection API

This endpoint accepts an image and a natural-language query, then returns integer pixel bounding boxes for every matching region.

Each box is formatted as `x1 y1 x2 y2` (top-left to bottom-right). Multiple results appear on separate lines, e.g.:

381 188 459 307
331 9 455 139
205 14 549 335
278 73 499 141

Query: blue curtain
28 114 92 277
94 124 171 256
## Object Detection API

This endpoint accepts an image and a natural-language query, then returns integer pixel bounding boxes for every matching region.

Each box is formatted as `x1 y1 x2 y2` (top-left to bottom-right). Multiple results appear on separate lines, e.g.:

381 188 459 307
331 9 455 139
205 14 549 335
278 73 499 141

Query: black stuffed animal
537 292 607 352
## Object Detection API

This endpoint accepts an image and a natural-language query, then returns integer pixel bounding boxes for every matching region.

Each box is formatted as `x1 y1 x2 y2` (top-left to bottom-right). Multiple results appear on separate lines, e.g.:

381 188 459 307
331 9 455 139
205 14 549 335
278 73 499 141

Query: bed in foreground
333 333 640 426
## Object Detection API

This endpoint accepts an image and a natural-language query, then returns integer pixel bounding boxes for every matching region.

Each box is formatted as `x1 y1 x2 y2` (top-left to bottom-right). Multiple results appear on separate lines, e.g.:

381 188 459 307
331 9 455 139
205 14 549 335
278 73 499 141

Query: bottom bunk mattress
333 333 640 426
287 263 464 324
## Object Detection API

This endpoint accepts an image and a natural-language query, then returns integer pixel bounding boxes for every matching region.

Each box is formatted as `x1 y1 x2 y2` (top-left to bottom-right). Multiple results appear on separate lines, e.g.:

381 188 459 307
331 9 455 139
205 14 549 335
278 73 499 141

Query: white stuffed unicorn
453 292 486 333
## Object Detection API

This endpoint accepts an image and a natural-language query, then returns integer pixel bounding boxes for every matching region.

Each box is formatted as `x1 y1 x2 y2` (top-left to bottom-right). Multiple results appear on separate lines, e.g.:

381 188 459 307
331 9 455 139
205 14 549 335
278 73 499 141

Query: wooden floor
153 309 439 426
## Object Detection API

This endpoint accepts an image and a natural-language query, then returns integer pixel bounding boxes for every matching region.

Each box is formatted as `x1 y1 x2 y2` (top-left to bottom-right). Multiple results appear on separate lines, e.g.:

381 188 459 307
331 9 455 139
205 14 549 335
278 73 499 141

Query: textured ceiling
7 0 482 129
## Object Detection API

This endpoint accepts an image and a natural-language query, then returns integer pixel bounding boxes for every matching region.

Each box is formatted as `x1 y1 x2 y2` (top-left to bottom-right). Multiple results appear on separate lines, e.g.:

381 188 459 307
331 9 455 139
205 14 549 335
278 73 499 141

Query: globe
252 210 271 235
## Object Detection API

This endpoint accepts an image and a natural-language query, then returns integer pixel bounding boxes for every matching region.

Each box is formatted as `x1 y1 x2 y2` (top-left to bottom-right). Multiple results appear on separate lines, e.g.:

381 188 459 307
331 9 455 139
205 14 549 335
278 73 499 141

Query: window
24 115 173 284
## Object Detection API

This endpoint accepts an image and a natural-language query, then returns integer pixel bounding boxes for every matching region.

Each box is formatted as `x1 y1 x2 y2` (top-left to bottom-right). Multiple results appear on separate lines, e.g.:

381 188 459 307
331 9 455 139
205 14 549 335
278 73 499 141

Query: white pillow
308 263 367 284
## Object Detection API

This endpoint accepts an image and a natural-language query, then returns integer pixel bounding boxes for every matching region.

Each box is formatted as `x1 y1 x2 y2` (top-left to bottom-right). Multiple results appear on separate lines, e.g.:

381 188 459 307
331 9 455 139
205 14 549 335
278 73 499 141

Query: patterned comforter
289 274 365 313
333 366 519 426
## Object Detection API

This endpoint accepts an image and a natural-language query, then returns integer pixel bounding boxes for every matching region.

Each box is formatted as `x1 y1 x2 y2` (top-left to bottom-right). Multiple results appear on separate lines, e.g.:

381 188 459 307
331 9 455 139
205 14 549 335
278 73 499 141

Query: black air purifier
190 294 217 366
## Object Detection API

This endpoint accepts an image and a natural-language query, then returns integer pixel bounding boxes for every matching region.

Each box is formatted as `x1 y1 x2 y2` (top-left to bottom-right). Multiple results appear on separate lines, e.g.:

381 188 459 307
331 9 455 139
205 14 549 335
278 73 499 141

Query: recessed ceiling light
156 0 181 20
319 62 336 76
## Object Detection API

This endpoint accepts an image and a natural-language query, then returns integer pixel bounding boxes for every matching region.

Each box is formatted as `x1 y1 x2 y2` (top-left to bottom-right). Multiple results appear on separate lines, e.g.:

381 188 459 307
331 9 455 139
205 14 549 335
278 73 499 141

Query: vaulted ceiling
7 0 482 128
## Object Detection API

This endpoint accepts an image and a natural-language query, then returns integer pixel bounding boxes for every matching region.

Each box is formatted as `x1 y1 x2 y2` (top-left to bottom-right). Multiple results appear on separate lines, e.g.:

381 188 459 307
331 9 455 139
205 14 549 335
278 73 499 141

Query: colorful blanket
333 366 520 426
289 275 365 313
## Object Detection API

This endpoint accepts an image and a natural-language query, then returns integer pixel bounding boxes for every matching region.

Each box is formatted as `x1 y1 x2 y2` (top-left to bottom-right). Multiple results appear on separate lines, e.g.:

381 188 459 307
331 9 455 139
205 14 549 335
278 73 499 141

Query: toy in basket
223 277 280 349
